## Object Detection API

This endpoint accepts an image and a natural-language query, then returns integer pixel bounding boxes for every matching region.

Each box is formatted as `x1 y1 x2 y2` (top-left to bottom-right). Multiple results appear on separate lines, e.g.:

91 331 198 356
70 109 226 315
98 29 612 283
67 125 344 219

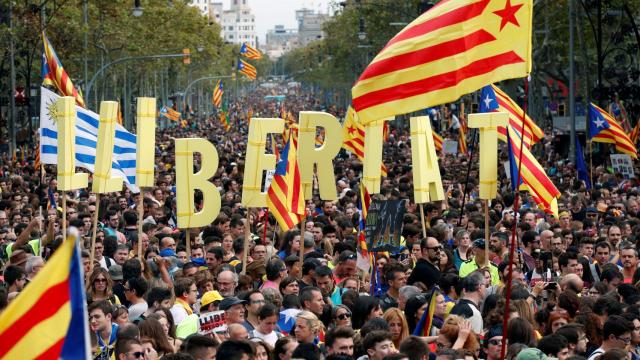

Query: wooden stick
137 189 144 259
419 203 427 238
38 206 43 257
589 140 594 191
299 216 306 279
484 199 490 268
186 230 191 258
262 208 269 243
62 191 67 239
241 208 251 275
89 193 100 271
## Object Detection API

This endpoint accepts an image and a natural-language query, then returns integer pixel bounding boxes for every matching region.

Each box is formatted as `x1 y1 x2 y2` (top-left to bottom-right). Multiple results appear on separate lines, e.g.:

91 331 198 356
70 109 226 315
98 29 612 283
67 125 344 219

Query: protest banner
199 310 227 335
611 154 635 179
365 199 407 253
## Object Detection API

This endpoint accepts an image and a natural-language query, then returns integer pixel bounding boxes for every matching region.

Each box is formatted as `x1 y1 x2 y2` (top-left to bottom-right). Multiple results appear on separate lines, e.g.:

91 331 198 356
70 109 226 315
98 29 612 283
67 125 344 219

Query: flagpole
589 140 594 193
262 208 269 243
419 203 427 239
484 199 490 267
241 208 251 275
500 77 530 359
299 214 306 280
186 229 191 258
89 193 100 271
39 206 44 257
458 129 478 227
137 190 144 259
62 191 67 239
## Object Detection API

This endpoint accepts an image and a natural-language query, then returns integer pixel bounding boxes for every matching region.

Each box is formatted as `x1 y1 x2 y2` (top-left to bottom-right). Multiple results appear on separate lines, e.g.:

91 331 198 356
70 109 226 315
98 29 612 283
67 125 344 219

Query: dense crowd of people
1 83 640 360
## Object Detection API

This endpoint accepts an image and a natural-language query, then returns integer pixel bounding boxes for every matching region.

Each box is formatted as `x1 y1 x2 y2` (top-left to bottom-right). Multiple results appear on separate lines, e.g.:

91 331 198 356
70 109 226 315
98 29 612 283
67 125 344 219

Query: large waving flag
0 229 90 359
240 42 263 60
352 0 533 124
213 80 223 108
480 84 543 148
589 103 638 159
267 133 304 231
342 107 388 176
42 32 86 108
507 126 560 217
39 87 138 191
412 289 438 336
238 59 257 80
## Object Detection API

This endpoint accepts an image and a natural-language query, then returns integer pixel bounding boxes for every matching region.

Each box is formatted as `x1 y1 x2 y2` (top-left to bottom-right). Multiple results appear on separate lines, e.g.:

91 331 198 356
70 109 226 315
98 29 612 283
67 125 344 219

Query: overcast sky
218 0 334 43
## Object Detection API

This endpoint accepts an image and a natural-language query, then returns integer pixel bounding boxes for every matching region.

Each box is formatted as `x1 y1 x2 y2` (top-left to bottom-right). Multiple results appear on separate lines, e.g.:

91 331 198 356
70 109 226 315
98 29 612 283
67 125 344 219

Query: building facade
191 0 257 48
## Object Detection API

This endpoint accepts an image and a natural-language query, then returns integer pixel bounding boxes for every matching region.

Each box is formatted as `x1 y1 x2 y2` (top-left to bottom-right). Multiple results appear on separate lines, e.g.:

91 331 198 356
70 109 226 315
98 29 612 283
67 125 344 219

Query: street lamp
132 0 143 17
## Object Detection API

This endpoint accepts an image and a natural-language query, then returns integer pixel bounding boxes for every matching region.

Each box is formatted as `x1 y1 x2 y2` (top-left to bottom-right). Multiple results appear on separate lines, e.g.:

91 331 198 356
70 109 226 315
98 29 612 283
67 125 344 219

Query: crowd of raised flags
6 1 640 359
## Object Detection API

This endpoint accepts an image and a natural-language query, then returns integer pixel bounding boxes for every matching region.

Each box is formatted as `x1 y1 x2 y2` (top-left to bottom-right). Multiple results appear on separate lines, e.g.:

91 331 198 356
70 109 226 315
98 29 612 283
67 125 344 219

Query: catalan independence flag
480 84 543 148
412 288 438 336
352 0 533 124
342 107 389 176
240 42 263 60
357 183 372 273
213 80 223 108
42 32 86 108
219 110 231 131
159 106 181 121
0 230 90 359
507 126 560 217
238 59 257 80
589 103 638 159
267 133 304 231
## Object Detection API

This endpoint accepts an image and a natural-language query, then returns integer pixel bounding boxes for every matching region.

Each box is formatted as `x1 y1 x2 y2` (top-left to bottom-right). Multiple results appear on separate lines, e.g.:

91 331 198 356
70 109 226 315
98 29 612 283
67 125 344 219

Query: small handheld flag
266 133 304 231
213 80 223 108
412 288 438 336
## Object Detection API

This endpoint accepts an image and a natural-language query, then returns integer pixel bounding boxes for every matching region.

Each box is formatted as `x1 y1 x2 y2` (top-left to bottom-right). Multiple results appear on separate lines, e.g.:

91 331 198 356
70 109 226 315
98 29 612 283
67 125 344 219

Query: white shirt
170 304 188 325
128 302 148 321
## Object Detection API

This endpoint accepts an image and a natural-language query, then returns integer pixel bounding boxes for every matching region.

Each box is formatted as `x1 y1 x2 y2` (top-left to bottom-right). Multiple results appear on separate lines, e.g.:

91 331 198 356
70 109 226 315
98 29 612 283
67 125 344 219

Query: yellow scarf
175 297 193 315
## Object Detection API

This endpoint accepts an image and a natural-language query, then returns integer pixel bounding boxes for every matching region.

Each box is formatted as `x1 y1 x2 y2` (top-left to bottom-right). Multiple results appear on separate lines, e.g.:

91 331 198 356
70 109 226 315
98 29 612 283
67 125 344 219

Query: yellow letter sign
175 138 221 228
362 117 393 193
136 98 157 188
92 101 123 193
242 118 284 207
409 116 444 203
56 97 88 191
298 112 343 200
468 112 508 200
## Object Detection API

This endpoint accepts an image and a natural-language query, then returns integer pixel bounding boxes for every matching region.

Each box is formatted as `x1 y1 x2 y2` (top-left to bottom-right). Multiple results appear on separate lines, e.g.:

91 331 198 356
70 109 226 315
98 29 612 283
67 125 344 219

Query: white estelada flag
39 87 139 191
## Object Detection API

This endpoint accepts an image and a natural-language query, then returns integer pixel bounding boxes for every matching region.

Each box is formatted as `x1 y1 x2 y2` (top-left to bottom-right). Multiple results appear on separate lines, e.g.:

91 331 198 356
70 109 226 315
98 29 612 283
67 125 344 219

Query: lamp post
132 0 143 17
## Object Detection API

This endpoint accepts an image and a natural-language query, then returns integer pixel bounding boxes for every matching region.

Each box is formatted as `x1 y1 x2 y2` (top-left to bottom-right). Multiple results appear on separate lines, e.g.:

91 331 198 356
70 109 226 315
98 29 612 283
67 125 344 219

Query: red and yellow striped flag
630 120 640 145
42 32 85 108
589 103 637 159
267 133 304 231
213 80 223 108
458 127 467 155
342 107 388 176
352 0 533 124
238 59 257 80
433 131 444 152
488 84 543 148
507 125 560 217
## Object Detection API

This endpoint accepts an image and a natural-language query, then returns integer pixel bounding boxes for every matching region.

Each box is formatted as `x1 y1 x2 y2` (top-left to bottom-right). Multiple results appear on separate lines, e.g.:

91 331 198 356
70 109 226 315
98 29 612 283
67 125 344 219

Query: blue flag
575 136 591 190
479 85 500 113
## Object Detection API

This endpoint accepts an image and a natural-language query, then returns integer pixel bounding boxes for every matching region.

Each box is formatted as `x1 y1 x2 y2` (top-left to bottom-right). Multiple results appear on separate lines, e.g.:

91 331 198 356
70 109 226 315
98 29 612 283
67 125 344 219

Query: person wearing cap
220 296 247 325
484 325 504 360
458 239 500 286
200 290 223 313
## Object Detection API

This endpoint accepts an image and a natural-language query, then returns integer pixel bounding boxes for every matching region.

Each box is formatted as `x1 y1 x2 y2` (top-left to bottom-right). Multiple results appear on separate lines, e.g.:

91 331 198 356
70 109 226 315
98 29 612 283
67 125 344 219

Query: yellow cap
200 291 223 307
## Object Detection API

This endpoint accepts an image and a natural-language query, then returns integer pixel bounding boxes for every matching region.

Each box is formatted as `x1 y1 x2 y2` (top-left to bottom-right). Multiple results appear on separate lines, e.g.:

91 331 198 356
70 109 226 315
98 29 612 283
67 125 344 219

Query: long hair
382 308 409 347
86 267 114 301
352 295 381 329
296 310 324 338
138 318 174 354
152 307 178 339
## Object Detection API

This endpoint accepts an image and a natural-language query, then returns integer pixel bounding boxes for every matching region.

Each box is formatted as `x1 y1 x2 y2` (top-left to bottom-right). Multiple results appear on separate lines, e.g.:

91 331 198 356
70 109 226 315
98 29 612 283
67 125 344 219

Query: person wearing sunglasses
407 237 442 290
115 338 145 360
332 305 352 329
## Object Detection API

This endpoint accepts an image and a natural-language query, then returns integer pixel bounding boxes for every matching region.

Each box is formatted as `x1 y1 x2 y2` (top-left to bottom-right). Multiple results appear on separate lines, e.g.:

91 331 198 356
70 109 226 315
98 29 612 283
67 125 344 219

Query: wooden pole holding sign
419 203 427 238
62 192 67 239
186 230 191 258
138 193 144 259
242 209 251 275
299 216 306 279
89 193 100 270
484 200 490 266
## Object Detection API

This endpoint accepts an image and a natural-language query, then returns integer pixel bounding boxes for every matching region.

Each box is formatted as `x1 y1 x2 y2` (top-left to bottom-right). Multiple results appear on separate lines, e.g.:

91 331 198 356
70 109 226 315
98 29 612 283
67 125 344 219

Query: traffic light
183 48 191 65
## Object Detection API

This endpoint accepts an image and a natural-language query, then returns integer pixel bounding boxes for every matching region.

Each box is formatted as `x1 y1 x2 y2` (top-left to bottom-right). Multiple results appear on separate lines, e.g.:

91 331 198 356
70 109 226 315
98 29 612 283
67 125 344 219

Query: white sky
219 0 334 43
